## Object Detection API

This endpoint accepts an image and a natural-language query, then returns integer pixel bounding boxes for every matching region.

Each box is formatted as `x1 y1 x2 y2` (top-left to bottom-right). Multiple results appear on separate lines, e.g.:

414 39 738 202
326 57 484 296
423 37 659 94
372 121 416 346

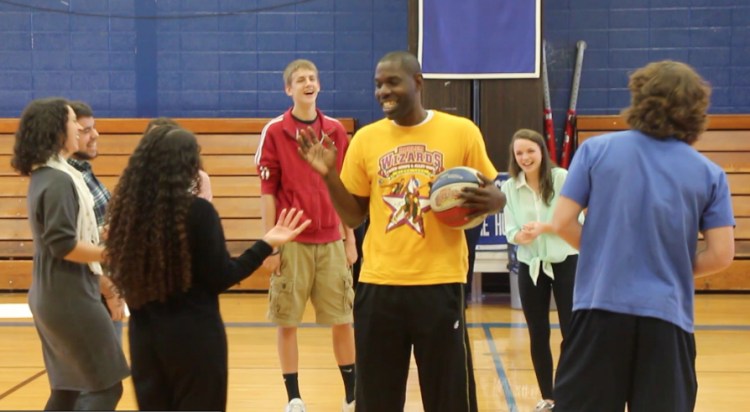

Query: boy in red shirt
255 59 358 412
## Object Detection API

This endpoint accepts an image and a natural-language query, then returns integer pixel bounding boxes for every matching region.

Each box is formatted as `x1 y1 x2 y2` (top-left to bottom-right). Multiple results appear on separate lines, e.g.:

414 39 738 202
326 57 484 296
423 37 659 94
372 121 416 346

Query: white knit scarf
42 154 103 275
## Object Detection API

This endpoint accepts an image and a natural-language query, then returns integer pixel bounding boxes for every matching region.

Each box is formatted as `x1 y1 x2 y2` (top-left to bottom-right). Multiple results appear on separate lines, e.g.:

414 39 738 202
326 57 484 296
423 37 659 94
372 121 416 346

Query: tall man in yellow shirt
296 51 507 412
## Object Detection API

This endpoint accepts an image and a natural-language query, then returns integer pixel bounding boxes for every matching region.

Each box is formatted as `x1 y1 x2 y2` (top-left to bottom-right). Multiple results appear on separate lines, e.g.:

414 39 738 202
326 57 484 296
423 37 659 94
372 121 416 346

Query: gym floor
1 292 748 411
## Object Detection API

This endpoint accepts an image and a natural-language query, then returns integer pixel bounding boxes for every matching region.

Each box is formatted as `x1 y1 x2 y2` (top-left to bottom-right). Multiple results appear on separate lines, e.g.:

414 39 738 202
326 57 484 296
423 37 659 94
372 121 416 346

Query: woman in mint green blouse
500 129 581 412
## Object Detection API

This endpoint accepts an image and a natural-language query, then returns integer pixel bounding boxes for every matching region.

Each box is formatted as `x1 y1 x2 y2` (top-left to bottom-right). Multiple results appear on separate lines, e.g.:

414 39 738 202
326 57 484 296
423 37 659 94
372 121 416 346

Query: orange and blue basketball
429 166 487 229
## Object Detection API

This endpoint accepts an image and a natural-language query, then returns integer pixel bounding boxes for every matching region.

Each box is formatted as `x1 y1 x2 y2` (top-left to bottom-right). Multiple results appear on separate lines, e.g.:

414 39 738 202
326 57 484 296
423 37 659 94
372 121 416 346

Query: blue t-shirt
561 130 735 333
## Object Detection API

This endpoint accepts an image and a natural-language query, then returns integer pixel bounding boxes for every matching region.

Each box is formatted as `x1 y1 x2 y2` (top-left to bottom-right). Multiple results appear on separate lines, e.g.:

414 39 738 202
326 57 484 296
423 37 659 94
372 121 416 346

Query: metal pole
470 79 483 304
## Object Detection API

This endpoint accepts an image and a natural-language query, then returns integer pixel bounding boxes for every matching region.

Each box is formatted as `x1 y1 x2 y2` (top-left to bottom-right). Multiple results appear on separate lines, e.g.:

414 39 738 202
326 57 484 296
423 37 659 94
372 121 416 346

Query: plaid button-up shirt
68 158 111 227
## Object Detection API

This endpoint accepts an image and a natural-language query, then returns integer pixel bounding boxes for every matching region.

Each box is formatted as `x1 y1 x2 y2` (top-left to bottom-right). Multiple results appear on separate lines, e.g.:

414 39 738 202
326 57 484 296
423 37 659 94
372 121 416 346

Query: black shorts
554 309 697 412
353 282 476 412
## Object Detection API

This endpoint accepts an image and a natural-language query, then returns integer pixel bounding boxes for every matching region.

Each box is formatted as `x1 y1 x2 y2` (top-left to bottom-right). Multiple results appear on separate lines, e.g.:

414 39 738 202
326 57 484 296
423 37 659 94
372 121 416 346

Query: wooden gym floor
0 292 748 411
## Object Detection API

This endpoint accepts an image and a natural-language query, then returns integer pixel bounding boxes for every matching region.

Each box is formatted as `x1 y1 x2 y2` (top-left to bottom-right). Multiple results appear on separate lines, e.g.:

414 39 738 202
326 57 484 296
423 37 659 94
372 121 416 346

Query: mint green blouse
501 167 582 285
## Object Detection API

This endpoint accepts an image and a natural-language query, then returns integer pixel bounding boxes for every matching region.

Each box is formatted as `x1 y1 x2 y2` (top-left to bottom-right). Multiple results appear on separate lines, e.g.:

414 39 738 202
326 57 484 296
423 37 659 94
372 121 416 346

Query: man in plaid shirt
68 102 127 410
67 102 109 224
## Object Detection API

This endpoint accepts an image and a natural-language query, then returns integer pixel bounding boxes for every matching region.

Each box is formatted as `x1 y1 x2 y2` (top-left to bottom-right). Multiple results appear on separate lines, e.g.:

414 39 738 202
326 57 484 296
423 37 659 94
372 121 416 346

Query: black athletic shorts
554 309 697 412
353 282 476 412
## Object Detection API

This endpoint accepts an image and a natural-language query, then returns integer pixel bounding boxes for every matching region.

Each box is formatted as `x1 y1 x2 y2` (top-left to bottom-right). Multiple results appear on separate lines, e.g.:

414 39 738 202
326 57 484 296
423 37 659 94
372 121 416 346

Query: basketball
429 166 487 230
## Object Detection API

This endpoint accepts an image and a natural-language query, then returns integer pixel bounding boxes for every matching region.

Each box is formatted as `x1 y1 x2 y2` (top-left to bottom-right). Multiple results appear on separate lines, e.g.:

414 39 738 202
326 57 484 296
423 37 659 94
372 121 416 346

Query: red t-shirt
254 108 350 243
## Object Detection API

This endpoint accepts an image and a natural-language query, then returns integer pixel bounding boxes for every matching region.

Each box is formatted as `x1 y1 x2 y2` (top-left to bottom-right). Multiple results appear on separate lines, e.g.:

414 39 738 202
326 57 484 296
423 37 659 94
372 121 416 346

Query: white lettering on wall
481 220 490 236
495 211 504 236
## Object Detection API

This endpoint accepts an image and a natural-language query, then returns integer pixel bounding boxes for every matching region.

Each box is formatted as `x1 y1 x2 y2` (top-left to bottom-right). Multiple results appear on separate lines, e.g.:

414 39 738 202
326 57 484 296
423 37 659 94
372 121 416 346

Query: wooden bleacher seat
576 114 750 291
0 118 357 292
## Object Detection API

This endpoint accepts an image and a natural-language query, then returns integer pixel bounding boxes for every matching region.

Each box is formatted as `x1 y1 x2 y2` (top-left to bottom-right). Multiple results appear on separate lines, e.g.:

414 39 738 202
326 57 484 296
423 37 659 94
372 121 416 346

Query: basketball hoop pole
470 79 484 304
472 79 480 125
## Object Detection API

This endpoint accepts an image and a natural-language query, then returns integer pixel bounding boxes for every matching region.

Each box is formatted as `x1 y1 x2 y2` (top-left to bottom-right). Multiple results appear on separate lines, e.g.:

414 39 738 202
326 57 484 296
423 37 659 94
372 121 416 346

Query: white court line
0 303 33 319
0 303 129 319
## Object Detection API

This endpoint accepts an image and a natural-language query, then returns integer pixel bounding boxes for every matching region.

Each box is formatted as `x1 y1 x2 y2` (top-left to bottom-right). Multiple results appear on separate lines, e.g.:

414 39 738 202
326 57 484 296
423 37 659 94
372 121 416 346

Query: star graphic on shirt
382 190 432 236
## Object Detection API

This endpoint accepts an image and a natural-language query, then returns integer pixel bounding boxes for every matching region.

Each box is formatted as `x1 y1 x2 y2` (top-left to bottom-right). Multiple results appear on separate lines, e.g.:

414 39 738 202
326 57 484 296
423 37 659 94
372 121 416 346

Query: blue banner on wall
418 0 541 79
476 173 510 252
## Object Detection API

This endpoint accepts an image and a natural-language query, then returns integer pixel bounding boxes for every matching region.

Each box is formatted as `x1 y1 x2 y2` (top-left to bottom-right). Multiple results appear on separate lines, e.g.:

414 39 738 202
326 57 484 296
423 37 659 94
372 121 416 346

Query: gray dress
27 167 130 392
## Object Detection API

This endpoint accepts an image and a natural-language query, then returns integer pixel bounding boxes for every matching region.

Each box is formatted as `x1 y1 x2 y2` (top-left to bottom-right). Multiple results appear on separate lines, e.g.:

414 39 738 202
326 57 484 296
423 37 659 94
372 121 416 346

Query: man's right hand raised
297 126 338 178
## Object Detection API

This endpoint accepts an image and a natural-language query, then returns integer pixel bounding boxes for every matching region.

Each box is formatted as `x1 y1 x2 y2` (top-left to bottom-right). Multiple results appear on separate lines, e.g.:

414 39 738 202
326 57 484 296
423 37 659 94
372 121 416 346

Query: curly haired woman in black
105 125 310 411
12 97 129 411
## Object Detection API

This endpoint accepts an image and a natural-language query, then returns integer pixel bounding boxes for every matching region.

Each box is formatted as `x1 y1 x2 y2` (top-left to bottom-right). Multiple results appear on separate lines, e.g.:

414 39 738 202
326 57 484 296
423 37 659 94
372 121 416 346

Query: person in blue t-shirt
550 60 736 412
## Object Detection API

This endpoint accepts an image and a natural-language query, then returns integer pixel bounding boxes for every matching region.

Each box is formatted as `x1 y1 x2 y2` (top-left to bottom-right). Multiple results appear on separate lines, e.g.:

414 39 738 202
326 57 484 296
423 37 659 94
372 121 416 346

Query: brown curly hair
105 125 203 308
508 129 557 206
145 117 179 133
621 60 711 146
142 117 203 195
11 97 71 176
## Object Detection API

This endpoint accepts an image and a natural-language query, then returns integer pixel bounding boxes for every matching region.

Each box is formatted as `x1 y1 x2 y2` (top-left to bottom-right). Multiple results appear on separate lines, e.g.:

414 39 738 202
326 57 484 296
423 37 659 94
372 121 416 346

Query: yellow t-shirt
341 110 498 285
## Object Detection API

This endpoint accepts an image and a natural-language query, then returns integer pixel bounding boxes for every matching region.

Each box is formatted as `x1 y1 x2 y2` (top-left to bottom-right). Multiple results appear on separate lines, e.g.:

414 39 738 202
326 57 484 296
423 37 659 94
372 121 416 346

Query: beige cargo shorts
266 240 354 327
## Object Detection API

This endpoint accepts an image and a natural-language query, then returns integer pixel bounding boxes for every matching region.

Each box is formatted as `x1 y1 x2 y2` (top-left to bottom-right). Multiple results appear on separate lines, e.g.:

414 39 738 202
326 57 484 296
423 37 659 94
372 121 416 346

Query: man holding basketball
297 50 506 412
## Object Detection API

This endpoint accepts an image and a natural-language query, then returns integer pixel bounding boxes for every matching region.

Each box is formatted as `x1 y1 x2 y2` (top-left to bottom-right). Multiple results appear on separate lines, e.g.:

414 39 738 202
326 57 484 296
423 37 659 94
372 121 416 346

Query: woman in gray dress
11 97 130 411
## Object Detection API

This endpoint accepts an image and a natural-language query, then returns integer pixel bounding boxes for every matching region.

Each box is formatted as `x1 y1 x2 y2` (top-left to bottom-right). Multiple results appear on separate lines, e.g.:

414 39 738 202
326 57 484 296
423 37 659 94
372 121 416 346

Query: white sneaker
342 398 355 412
285 398 306 412
533 400 554 411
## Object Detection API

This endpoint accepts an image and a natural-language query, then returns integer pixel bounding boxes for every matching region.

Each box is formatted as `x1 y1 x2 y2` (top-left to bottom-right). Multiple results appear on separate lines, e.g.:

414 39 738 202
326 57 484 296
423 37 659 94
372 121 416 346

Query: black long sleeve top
129 197 273 321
